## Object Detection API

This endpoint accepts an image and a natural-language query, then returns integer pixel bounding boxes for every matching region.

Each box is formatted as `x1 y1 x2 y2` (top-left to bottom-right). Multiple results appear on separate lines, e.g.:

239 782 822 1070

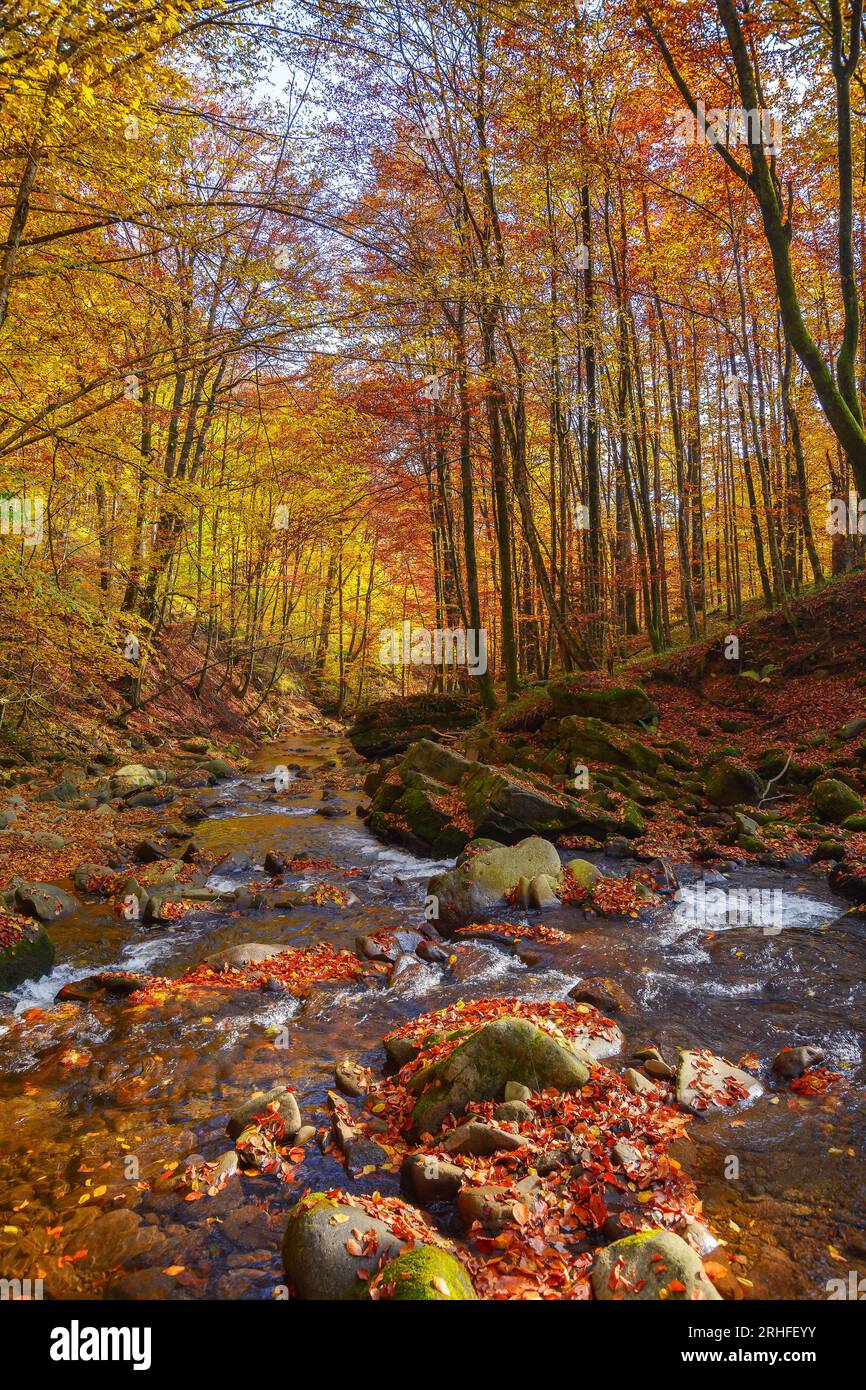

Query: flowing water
0 732 864 1300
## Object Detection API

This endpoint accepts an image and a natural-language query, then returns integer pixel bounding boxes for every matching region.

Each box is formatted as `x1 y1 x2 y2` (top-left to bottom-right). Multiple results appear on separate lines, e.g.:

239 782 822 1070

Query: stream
1 731 864 1300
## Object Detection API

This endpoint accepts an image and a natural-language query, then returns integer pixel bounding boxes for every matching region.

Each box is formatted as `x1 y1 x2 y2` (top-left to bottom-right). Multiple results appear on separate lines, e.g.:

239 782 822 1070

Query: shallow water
0 732 863 1300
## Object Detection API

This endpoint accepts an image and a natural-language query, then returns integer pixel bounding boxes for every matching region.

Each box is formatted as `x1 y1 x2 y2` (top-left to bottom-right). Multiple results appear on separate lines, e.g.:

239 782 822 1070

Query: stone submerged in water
409 1016 593 1137
676 1048 762 1114
772 1044 824 1081
591 1229 721 1300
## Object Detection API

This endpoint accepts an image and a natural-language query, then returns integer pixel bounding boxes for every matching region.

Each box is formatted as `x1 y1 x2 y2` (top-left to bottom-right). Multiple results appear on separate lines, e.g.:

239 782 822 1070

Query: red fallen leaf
511 1202 530 1226
345 1237 363 1256
668 1278 686 1293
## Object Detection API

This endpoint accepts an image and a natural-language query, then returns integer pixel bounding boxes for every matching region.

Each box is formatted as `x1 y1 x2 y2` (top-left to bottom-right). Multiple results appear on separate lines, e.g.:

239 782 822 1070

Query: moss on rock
361 1246 477 1300
410 1016 592 1137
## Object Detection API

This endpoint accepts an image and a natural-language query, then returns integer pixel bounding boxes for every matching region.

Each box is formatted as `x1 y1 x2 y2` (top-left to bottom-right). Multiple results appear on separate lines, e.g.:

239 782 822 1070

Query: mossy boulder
557 716 660 775
399 738 475 786
366 769 469 857
591 1230 721 1301
491 687 555 734
548 682 657 725
810 777 864 825
705 757 761 807
461 763 619 843
359 1246 476 1300
348 694 478 760
427 836 561 930
281 1193 405 1299
564 857 601 891
0 920 55 991
842 812 866 831
409 1016 593 1137
109 764 158 798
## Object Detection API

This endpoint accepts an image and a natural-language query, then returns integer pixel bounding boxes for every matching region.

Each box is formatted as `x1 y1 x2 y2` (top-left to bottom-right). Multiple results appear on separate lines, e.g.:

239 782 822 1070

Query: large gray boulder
12 880 79 922
427 836 561 930
281 1193 405 1299
591 1230 721 1300
409 1016 593 1137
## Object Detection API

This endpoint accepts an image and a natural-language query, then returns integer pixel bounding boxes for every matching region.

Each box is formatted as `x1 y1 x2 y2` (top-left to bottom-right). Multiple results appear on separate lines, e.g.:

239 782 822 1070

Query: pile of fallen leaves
789 1067 844 1097
0 908 28 950
332 999 715 1300
128 943 366 1006
454 921 571 945
589 875 656 917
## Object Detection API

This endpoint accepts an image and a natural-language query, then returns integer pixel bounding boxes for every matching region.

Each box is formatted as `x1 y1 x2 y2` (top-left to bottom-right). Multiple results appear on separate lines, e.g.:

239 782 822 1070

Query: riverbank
0 725 862 1301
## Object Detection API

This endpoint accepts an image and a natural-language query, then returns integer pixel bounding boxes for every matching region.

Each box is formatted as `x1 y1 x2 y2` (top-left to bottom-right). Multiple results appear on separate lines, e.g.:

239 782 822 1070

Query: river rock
358 1246 476 1300
591 1229 721 1300
347 694 478 759
281 1192 404 1299
676 1048 762 1113
568 976 634 1017
427 835 561 931
622 1067 659 1096
203 942 287 970
227 1087 301 1140
457 1179 537 1232
563 858 603 893
12 880 79 921
401 1153 465 1203
72 864 116 893
200 758 235 779
772 1044 824 1081
109 764 158 798
335 1058 369 1097
410 1016 593 1136
493 1099 532 1123
441 1122 527 1156
0 919 55 990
